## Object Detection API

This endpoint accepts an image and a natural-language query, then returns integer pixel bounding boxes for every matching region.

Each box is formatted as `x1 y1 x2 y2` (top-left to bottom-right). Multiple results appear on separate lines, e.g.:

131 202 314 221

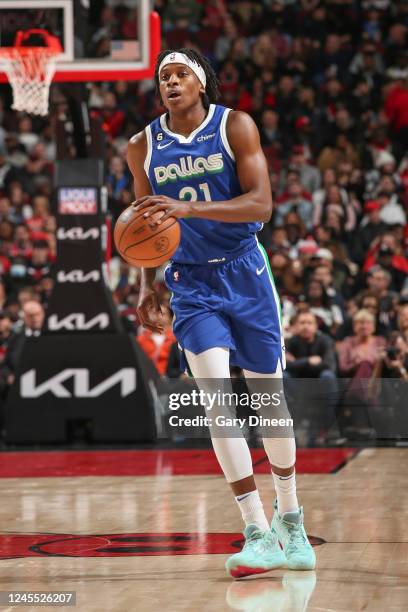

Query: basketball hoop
0 29 62 116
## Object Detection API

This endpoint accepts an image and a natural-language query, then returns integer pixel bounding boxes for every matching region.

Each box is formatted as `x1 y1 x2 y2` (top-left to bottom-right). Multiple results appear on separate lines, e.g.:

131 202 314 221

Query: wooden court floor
0 447 407 611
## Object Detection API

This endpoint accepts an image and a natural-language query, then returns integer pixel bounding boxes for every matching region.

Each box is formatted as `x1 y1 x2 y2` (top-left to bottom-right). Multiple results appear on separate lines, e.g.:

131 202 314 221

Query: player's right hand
137 286 164 333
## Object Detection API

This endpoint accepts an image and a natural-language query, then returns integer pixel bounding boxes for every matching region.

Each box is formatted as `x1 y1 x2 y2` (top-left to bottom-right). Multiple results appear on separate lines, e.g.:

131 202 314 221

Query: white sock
235 489 270 531
272 471 299 515
185 347 255 484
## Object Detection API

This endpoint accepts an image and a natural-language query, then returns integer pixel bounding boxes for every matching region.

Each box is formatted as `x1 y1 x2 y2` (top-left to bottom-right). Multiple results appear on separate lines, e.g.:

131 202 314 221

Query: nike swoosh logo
256 265 266 275
157 140 175 150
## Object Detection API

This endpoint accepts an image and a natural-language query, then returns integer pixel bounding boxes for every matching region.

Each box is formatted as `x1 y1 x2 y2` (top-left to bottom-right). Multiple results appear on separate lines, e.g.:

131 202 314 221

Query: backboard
0 0 160 82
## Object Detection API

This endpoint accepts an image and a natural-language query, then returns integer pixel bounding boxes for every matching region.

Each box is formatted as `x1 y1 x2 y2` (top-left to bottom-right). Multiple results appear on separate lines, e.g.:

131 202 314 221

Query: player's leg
244 367 316 571
244 364 298 515
185 346 269 527
223 246 314 570
185 347 286 577
165 265 270 529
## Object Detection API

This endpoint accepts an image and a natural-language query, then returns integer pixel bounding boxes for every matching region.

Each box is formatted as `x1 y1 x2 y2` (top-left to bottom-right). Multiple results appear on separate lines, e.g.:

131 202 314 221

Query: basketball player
127 48 315 578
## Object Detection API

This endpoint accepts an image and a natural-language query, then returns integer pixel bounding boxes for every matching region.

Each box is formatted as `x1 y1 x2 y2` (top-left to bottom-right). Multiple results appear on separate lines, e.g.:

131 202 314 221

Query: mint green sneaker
226 524 287 579
271 502 316 571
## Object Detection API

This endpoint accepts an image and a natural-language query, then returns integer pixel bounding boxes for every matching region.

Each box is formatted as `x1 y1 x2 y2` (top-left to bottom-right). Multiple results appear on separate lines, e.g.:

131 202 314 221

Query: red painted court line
0 448 357 478
0 532 325 559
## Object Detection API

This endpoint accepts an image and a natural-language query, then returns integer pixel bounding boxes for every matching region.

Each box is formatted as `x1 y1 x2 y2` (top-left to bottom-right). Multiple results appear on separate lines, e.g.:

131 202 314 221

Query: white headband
158 52 207 89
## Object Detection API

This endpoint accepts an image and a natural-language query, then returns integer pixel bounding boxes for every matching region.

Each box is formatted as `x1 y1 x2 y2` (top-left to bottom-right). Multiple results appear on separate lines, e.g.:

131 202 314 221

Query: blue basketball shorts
164 244 286 374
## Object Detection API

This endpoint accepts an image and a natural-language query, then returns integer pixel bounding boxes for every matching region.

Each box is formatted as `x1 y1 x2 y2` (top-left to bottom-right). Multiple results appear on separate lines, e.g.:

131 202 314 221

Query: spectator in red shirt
384 78 408 160
7 225 33 259
363 233 408 290
384 80 408 132
26 195 52 234
92 91 125 140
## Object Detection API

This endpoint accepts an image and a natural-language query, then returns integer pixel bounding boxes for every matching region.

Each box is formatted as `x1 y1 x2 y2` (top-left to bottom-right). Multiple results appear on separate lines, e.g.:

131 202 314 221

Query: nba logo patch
173 271 180 282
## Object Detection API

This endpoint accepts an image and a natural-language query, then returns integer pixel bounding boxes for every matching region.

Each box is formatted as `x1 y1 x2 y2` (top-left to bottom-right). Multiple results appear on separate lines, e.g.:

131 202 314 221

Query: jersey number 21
179 183 212 201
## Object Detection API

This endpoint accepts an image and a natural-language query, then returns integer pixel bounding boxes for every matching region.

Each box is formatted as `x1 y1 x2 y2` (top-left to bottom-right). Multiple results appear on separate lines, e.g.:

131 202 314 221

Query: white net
0 48 59 116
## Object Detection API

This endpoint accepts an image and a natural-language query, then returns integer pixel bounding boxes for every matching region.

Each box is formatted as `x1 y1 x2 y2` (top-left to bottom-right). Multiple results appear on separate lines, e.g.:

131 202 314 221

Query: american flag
110 40 139 61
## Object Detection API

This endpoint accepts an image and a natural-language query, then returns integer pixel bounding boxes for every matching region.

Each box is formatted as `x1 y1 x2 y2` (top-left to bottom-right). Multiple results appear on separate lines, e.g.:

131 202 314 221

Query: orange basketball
114 205 180 268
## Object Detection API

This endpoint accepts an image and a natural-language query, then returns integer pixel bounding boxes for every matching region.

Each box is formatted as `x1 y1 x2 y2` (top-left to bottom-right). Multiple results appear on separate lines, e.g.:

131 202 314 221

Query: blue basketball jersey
144 104 261 265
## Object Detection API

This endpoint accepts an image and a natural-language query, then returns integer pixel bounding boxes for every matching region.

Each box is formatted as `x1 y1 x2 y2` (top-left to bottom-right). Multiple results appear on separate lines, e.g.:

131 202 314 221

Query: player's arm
133 112 272 224
127 133 163 333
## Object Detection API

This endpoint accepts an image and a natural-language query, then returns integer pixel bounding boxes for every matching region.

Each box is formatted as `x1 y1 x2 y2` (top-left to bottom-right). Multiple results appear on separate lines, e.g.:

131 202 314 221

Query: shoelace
245 531 278 554
263 531 280 552
285 522 307 553
244 530 270 552
245 531 264 545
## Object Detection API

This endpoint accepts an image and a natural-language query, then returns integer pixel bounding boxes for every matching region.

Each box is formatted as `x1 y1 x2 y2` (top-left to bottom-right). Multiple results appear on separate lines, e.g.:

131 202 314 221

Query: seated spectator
273 180 313 229
276 167 312 204
366 265 398 308
282 211 307 254
369 332 408 425
5 143 52 198
163 0 203 31
0 196 18 226
364 150 399 198
269 252 303 298
284 145 321 193
313 184 356 232
363 233 408 291
7 225 33 259
372 332 408 380
375 175 406 226
7 182 30 220
313 226 353 285
91 91 125 140
317 134 360 173
353 200 387 264
37 276 54 306
357 290 392 336
268 226 290 255
26 240 54 286
285 308 339 442
0 219 14 247
337 309 386 378
330 109 357 148
301 279 343 336
4 133 27 169
286 310 337 379
259 110 281 148
312 168 343 208
107 155 130 202
17 287 40 309
304 247 334 281
312 264 345 312
26 195 52 233
17 117 39 153
349 40 384 88
2 300 45 387
137 307 176 375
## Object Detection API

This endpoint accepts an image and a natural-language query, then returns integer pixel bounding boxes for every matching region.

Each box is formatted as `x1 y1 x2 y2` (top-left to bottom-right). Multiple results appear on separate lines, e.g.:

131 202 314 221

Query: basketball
114 204 181 268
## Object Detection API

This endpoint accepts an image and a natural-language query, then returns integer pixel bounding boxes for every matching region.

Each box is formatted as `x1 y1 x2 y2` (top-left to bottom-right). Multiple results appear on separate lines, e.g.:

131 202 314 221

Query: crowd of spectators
0 1 407 440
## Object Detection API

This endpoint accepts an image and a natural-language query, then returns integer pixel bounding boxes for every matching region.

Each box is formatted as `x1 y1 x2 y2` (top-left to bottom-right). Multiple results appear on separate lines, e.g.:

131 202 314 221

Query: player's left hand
133 195 191 224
